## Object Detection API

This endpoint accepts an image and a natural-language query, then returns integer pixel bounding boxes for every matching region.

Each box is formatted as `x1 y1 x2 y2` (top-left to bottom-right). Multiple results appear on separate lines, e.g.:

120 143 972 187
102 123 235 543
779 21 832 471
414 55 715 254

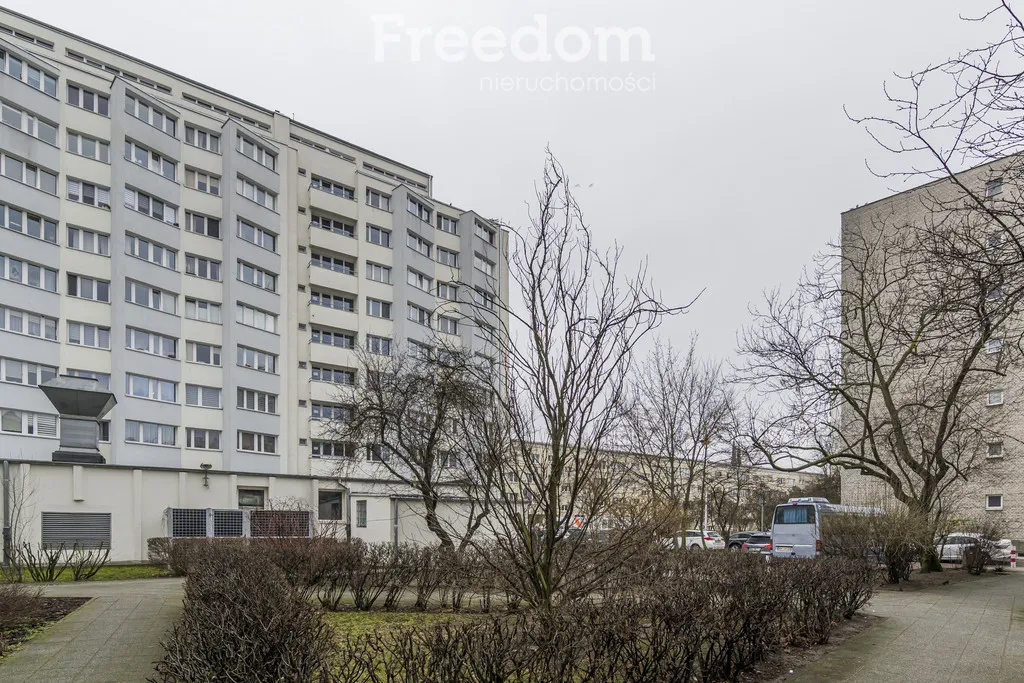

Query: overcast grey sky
5 0 1000 358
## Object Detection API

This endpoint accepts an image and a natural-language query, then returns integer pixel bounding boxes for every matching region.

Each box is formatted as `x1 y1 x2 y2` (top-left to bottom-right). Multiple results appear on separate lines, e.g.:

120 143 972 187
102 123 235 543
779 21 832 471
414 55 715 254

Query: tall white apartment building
0 8 509 559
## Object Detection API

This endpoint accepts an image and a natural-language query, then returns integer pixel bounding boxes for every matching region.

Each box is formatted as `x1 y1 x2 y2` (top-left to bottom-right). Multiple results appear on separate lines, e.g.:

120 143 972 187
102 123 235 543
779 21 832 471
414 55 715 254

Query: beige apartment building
839 161 1024 544
0 8 509 560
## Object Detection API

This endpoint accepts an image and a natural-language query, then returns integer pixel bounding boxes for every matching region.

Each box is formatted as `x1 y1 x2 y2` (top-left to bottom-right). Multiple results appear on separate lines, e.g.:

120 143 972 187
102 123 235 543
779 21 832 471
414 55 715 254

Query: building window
186 341 222 366
124 94 176 136
987 441 1004 459
312 214 354 237
311 290 354 312
407 232 431 258
356 500 367 527
410 341 433 360
318 491 344 520
1 152 57 194
985 179 1003 198
185 298 221 323
67 322 110 349
66 131 109 161
366 189 391 211
237 261 276 292
238 388 277 414
125 234 177 270
0 409 57 437
186 428 221 450
185 168 220 196
408 304 431 327
366 298 392 319
67 179 110 208
366 262 392 284
987 390 1004 406
185 384 221 409
124 139 176 180
236 303 277 333
1 254 57 292
0 358 56 386
66 84 108 115
238 488 266 510
66 369 110 389
474 287 496 310
438 283 458 301
185 213 220 239
124 187 176 224
1 51 57 95
311 366 355 385
408 197 431 222
236 176 277 211
366 225 391 248
237 345 277 373
438 316 459 335
126 373 176 403
125 420 176 446
237 431 277 455
237 133 276 170
312 441 356 458
0 306 57 340
67 226 108 255
986 339 1003 354
1 101 57 144
474 255 496 278
437 213 458 234
311 328 355 348
186 255 222 281
437 247 459 268
986 494 1003 510
311 403 351 421
184 126 221 153
407 270 432 292
125 280 177 314
475 220 496 246
366 335 392 356
311 251 355 275
66 273 107 301
311 175 354 199
2 203 57 243
126 327 177 358
237 219 277 252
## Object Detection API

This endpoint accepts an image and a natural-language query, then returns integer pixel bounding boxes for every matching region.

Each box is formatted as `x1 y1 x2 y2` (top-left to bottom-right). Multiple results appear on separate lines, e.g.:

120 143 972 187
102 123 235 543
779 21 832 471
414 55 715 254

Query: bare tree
321 346 494 551
736 215 1022 569
622 339 732 540
457 150 691 607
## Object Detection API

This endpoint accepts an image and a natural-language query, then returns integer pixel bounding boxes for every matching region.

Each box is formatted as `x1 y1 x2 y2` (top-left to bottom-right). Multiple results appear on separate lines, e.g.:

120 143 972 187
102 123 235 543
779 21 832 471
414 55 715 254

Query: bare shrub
67 543 110 581
19 543 71 583
0 582 41 656
152 543 337 682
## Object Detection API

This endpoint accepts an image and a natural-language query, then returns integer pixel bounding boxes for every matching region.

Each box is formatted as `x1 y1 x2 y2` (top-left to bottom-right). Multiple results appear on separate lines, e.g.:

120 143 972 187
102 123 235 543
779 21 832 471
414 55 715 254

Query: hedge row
153 543 876 682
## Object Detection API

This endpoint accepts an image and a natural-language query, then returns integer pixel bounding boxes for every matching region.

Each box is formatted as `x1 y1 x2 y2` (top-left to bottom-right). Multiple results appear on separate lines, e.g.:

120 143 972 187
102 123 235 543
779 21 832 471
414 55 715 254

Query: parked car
684 530 725 550
727 530 762 550
741 533 772 555
936 533 1014 563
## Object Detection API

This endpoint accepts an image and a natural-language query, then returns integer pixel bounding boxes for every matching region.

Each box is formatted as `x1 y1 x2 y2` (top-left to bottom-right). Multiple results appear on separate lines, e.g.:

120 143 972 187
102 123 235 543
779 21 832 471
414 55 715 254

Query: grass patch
3 565 170 584
325 610 484 637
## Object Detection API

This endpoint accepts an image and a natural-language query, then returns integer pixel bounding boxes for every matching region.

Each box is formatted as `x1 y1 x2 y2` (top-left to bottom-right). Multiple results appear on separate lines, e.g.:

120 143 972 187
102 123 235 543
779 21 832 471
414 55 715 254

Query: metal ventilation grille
213 510 243 537
41 512 111 548
171 509 207 537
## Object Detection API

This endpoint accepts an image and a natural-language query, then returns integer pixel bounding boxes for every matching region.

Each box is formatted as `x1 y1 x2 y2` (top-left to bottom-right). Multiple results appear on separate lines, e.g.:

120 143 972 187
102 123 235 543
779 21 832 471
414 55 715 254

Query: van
771 497 883 559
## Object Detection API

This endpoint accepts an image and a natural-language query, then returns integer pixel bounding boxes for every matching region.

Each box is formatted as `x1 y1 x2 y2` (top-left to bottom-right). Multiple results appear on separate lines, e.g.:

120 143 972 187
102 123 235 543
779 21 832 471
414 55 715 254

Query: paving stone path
0 577 183 683
790 570 1024 682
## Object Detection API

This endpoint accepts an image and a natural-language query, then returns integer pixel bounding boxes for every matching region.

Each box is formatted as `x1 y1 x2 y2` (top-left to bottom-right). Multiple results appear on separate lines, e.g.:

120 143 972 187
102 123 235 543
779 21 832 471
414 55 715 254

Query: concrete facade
0 8 508 554
839 161 1024 544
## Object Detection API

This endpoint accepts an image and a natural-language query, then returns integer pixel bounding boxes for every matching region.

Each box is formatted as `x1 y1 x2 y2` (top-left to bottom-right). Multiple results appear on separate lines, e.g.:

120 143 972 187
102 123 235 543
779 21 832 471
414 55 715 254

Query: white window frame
437 213 458 234
185 341 222 366
184 168 220 196
2 203 57 243
124 139 175 180
184 126 221 153
237 388 277 414
124 187 176 224
1 152 57 194
185 298 221 323
66 84 109 115
237 133 276 171
236 303 277 332
236 261 276 292
125 279 177 315
67 178 110 208
125 420 176 446
237 345 277 373
67 321 110 349
986 494 1004 511
124 94 176 136
125 373 177 403
366 298 392 319
987 390 1005 406
237 430 277 455
186 254 222 281
236 176 277 210
125 234 177 270
185 384 221 409
366 188 391 211
366 262 392 284
186 428 221 451
237 219 276 252
126 327 177 358
66 226 109 255
366 224 391 247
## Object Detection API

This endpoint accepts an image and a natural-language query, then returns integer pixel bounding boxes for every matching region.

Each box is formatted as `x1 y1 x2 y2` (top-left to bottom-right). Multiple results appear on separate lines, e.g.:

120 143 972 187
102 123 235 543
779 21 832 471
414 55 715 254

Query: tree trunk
423 495 454 549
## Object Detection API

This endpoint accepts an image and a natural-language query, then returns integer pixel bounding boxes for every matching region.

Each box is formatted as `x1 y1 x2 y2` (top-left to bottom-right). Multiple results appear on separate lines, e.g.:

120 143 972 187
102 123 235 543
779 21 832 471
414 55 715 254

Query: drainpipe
2 460 10 567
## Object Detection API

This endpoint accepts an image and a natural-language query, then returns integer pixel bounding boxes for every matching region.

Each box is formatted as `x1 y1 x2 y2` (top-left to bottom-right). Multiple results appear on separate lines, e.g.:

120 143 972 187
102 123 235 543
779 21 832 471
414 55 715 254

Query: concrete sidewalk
0 577 183 683
791 571 1024 682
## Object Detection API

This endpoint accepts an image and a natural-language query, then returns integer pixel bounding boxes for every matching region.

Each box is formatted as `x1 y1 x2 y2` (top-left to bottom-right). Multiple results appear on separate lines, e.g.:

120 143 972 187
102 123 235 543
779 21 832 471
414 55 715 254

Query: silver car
741 533 772 555
936 533 1014 563
684 530 726 550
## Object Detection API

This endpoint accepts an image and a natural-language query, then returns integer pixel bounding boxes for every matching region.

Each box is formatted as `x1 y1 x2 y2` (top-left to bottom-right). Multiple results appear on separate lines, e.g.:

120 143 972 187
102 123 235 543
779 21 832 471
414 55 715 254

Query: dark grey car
741 533 772 554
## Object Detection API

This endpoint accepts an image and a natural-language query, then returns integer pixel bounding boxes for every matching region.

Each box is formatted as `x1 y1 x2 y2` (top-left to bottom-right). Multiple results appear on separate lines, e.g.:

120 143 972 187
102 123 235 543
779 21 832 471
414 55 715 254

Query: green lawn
325 610 484 636
3 564 171 583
